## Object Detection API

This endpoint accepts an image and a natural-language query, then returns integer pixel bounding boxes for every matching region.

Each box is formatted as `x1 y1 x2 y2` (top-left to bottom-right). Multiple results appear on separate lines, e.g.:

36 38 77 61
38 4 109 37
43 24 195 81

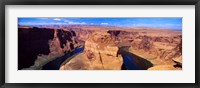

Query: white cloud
101 23 108 25
68 22 86 25
53 18 61 21
64 20 86 25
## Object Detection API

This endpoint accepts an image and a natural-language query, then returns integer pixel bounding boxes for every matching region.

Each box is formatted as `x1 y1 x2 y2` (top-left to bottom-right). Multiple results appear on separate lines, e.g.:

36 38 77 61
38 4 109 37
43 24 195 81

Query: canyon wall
60 30 123 70
61 26 182 70
19 26 182 70
18 27 78 70
108 29 182 70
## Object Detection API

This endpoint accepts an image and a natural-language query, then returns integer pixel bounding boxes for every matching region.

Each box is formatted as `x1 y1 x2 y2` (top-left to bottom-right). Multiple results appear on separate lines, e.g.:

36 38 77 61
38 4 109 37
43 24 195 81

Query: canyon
18 25 182 70
18 26 79 70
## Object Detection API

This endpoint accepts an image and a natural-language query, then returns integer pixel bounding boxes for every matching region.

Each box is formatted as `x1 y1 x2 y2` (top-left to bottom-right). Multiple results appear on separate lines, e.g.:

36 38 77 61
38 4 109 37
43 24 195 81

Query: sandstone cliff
19 26 182 70
60 26 182 70
18 27 78 70
60 30 123 70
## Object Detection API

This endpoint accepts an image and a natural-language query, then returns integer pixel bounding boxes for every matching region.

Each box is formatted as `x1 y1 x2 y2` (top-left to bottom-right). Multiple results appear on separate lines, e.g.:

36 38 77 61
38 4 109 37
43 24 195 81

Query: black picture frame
0 0 199 88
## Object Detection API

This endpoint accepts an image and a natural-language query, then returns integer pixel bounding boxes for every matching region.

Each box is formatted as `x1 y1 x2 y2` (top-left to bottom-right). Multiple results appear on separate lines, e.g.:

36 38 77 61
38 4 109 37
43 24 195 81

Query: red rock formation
62 26 182 70
60 30 123 70
19 25 182 70
18 27 78 70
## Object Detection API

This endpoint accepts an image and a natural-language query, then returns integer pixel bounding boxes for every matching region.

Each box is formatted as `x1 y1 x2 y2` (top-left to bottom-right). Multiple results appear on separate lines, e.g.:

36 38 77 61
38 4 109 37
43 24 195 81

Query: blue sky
18 18 182 30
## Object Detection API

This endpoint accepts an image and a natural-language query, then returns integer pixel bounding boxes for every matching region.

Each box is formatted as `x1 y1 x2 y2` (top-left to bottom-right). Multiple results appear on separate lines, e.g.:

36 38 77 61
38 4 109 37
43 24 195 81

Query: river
118 46 152 70
42 45 151 70
121 54 142 70
42 46 84 70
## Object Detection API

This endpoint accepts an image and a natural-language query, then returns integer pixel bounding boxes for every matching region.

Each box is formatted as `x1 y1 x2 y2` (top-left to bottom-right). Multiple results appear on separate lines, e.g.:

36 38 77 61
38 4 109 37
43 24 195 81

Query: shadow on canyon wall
18 27 77 70
18 27 54 69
